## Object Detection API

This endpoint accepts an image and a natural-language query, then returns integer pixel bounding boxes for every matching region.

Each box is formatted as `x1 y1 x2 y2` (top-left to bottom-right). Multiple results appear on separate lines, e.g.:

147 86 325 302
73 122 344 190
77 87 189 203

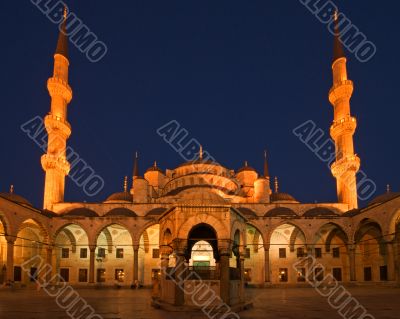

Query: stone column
264 248 270 282
160 252 170 301
392 241 400 283
89 245 96 284
174 253 186 306
386 242 395 281
349 245 356 281
6 237 15 283
133 245 139 282
219 251 230 305
239 253 245 303
45 247 53 283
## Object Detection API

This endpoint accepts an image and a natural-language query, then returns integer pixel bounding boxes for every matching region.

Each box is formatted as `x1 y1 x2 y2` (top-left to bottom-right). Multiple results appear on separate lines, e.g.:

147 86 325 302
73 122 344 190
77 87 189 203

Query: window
332 268 342 281
80 248 87 259
279 268 288 282
315 248 322 258
297 248 305 258
245 248 251 259
152 249 160 259
60 268 69 282
98 248 106 258
116 248 124 259
115 269 125 282
279 248 287 258
14 266 22 282
314 268 324 282
297 268 306 282
79 269 88 282
61 248 69 258
364 267 372 281
380 266 388 281
332 247 340 258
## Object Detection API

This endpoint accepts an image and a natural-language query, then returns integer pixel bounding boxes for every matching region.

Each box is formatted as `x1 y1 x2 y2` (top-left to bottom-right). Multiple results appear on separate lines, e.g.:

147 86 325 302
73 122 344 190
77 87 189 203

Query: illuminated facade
0 11 399 310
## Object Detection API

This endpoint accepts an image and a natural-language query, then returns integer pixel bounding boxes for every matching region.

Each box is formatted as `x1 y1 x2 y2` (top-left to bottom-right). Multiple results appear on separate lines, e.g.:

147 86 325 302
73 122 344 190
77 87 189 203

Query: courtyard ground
0 286 398 319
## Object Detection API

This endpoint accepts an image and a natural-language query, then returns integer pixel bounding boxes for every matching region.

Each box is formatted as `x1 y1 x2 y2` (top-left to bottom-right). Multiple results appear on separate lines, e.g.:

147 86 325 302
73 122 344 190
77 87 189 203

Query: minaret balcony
41 154 71 175
329 80 354 105
331 155 360 179
44 114 72 139
330 116 357 139
47 77 73 103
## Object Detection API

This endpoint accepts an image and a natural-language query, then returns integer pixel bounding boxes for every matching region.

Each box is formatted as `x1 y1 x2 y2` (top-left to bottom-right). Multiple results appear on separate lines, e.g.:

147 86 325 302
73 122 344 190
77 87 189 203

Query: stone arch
355 219 386 255
187 223 219 261
17 218 49 245
0 213 11 236
313 222 350 252
387 208 400 240
247 222 268 250
136 220 159 245
269 221 308 247
53 222 90 244
142 229 150 253
59 228 77 253
162 228 172 247
177 214 229 240
95 222 133 253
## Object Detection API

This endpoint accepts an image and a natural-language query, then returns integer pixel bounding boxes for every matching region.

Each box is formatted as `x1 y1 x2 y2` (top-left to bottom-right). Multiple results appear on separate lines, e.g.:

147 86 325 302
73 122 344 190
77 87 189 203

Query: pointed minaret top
244 161 248 167
333 10 345 62
55 6 68 58
154 161 157 168
133 152 139 178
123 176 128 192
9 185 14 194
263 150 269 178
274 177 279 193
387 184 391 193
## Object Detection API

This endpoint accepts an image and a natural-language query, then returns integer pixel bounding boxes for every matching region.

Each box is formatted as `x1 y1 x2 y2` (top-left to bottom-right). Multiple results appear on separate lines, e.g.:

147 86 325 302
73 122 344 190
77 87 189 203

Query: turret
144 161 167 194
41 8 73 210
236 161 258 197
253 151 271 203
329 12 360 210
130 153 149 202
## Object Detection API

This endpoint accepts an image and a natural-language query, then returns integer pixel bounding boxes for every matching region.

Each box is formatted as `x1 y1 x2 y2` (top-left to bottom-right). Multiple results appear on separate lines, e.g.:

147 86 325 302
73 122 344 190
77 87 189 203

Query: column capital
89 244 96 252
5 235 16 244
133 245 139 251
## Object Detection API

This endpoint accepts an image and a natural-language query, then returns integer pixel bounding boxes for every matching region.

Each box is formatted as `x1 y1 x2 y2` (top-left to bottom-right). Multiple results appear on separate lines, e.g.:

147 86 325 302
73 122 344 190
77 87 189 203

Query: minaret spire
263 150 269 178
274 177 279 193
41 9 73 210
329 9 360 210
199 145 203 160
133 152 140 179
55 6 68 58
123 176 128 193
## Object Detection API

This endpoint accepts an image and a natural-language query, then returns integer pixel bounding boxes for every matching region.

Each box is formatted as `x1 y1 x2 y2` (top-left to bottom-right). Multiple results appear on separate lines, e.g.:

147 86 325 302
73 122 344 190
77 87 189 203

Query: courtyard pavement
0 286 399 319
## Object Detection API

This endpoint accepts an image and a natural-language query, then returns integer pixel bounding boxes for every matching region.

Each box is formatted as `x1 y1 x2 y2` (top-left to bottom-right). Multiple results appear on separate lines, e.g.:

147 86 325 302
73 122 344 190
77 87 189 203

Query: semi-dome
270 192 298 203
368 192 400 206
63 208 98 217
0 192 33 206
177 188 227 205
104 191 133 203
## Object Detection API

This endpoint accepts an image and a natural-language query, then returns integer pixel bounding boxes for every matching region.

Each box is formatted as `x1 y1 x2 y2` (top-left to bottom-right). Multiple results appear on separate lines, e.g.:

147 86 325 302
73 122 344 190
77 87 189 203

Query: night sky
1 0 398 208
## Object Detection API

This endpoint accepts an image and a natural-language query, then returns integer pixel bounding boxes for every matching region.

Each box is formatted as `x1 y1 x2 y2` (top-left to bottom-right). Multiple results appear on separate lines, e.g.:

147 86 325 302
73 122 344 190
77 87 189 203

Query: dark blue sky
1 0 398 208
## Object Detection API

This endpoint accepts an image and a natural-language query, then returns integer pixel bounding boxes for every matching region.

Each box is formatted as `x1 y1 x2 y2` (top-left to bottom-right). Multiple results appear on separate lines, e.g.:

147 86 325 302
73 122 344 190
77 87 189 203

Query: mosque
0 10 399 310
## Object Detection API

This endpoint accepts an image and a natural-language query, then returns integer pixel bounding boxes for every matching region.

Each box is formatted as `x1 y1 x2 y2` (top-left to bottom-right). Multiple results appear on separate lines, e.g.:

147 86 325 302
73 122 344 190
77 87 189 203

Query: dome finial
333 9 345 62
154 161 157 167
9 185 14 194
387 184 391 193
63 6 67 20
132 151 139 179
274 177 279 193
244 160 248 167
199 145 203 160
123 176 128 192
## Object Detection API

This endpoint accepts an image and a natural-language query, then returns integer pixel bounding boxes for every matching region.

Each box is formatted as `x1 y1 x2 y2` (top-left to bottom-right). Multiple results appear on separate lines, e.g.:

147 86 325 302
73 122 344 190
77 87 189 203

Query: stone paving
0 287 399 319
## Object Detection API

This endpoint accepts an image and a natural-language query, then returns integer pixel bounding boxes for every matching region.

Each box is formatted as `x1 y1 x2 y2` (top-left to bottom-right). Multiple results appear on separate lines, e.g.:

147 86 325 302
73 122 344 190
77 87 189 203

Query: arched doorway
0 218 7 284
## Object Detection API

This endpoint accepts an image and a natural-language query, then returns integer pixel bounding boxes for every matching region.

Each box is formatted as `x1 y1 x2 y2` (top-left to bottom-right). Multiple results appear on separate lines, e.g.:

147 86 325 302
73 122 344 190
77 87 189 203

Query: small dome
237 207 258 218
303 207 339 218
63 208 98 217
146 207 168 216
105 191 133 203
368 192 400 206
265 207 297 217
237 162 257 174
0 192 33 206
104 208 137 217
270 192 298 203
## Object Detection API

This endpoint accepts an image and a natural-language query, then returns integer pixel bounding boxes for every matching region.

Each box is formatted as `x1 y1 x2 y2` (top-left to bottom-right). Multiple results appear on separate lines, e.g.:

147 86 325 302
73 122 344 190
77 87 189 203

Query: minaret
41 8 73 210
329 12 360 210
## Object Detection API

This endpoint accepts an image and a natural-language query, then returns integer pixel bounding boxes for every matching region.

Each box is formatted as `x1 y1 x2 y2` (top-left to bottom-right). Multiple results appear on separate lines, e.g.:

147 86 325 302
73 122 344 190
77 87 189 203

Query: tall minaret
329 12 360 210
41 8 73 210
